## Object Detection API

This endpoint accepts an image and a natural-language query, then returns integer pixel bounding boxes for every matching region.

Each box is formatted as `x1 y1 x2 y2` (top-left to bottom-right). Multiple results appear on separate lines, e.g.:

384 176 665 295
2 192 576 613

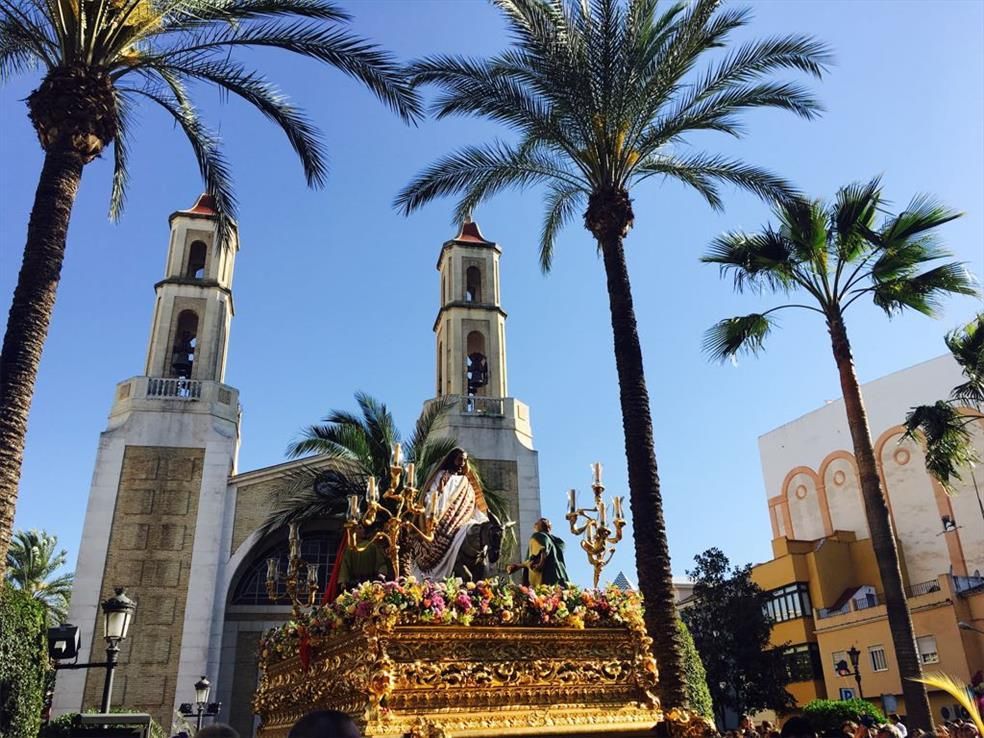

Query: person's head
877 724 901 738
288 710 360 738
761 722 775 733
780 717 817 738
196 726 240 738
443 448 468 474
843 722 860 735
889 716 903 726
534 517 552 533
934 725 950 738
741 716 754 730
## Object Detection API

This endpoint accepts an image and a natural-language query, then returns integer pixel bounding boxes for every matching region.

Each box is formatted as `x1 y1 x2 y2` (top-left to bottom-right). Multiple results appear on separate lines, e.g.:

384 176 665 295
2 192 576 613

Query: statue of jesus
410 447 489 580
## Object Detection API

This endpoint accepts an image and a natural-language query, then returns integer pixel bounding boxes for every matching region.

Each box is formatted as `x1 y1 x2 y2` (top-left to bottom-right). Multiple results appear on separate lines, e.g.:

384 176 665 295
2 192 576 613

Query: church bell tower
53 195 242 729
430 218 542 545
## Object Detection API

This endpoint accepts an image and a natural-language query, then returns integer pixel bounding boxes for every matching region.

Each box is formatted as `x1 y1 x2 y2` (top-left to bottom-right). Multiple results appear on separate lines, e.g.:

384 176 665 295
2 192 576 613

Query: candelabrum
344 443 437 580
266 523 320 619
565 462 626 589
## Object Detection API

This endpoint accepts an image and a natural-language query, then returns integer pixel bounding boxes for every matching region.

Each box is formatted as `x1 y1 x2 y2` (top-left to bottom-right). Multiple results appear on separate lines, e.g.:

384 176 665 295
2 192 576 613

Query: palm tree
702 179 976 730
904 314 984 489
261 392 511 534
0 0 422 580
394 0 830 708
5 528 73 626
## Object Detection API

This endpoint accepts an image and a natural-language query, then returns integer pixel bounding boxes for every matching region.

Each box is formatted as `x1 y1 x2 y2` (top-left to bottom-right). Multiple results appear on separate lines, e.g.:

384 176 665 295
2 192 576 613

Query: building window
169 310 198 378
869 646 888 672
231 530 340 606
782 643 823 682
916 635 939 664
831 650 848 671
186 240 207 279
465 331 488 396
465 266 482 303
764 582 812 622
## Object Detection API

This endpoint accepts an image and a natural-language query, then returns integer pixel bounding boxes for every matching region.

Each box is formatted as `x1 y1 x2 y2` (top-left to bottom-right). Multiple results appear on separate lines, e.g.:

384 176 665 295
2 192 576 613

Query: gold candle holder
265 522 320 618
565 462 626 588
344 443 437 580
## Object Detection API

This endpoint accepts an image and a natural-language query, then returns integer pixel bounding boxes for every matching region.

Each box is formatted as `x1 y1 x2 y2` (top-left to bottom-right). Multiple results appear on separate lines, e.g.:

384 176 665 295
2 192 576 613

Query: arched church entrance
217 524 342 738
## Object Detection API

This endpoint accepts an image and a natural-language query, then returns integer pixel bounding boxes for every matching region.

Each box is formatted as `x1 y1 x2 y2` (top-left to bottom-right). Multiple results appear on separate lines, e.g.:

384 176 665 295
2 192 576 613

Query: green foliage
677 618 714 721
5 529 74 626
0 584 49 738
681 548 794 726
904 314 984 489
802 698 886 734
39 708 166 738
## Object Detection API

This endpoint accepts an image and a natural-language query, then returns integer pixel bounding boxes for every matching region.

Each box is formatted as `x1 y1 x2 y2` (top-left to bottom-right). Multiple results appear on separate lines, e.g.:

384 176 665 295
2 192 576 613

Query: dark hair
196 726 240 738
781 717 817 738
288 710 360 738
537 517 552 532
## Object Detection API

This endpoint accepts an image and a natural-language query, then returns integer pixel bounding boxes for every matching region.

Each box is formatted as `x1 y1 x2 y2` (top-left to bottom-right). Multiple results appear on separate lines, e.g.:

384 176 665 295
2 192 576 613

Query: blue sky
1 0 982 588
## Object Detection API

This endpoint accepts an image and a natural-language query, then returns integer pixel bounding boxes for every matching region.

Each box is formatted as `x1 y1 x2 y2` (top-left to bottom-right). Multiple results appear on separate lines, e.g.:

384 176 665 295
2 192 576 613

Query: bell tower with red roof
430 217 542 548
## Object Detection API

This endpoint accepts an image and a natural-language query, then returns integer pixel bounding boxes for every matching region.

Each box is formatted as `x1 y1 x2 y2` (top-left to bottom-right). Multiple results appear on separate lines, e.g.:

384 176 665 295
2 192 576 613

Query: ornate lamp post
565 463 626 588
345 443 438 579
50 586 137 714
836 645 864 698
178 675 221 730
266 523 320 618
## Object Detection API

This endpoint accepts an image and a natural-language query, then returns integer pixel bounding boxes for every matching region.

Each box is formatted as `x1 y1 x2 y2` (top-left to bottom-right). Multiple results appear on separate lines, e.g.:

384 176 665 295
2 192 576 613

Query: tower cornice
432 302 508 333
436 240 501 270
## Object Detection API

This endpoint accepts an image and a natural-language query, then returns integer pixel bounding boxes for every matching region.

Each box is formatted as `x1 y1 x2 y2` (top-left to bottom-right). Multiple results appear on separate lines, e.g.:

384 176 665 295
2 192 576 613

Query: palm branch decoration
0 0 422 581
5 528 74 626
703 178 976 730
903 314 984 489
395 0 830 707
261 392 512 536
913 673 983 736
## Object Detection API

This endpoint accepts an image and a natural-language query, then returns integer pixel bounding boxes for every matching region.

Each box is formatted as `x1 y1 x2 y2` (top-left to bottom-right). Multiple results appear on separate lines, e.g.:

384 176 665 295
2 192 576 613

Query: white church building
52 196 542 737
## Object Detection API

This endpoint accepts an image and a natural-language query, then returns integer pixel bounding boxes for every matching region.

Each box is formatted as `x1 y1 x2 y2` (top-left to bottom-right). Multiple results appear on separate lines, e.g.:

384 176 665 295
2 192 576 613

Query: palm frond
912 673 983 736
877 194 963 250
903 402 979 491
946 314 984 406
635 153 797 210
703 313 776 362
5 529 73 625
539 182 584 273
701 228 798 294
871 261 977 317
832 176 881 261
108 89 133 220
405 396 455 466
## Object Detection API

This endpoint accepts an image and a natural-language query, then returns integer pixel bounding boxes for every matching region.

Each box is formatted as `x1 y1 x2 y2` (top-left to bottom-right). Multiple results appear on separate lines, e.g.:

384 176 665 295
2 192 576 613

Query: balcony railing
907 579 942 598
817 591 880 620
455 395 504 416
147 377 202 399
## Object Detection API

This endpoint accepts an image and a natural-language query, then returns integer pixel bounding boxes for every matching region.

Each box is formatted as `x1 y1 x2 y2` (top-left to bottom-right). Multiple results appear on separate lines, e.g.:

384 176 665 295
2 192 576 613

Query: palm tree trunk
0 143 85 581
590 191 686 709
826 312 932 729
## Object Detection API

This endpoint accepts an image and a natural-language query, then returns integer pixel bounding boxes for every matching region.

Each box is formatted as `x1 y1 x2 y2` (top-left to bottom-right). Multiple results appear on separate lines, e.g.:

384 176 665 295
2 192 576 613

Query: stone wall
82 445 204 727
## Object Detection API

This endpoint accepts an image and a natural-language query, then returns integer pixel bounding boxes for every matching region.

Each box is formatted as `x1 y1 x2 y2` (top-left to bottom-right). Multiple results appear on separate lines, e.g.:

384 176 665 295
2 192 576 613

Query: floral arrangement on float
259 576 647 666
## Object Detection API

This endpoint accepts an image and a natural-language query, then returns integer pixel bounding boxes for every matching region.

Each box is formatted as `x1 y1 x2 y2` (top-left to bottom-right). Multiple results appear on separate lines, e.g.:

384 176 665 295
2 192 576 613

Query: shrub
39 709 167 738
0 584 49 737
678 618 715 721
802 698 886 734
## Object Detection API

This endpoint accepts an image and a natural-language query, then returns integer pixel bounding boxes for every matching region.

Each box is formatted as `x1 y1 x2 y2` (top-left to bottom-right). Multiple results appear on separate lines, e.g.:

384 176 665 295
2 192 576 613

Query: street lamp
958 621 984 636
835 645 864 699
49 586 137 714
178 675 222 730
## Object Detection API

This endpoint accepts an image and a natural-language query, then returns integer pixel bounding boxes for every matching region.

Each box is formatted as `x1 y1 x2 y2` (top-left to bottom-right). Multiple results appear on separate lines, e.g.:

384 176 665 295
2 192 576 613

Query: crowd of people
717 713 983 738
183 710 360 738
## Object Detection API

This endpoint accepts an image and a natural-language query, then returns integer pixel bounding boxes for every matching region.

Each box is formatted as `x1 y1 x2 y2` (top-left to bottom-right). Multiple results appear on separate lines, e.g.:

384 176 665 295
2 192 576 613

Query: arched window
465 266 482 303
186 241 207 279
231 529 340 606
466 331 488 396
169 310 198 378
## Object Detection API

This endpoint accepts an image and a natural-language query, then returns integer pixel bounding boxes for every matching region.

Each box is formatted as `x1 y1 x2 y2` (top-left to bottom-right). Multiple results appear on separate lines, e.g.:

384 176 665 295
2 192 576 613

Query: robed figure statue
410 447 489 580
507 517 569 587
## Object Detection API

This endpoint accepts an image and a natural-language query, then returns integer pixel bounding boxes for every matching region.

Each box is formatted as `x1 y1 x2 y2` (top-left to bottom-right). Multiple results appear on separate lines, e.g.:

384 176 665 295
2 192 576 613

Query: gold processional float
253 450 705 737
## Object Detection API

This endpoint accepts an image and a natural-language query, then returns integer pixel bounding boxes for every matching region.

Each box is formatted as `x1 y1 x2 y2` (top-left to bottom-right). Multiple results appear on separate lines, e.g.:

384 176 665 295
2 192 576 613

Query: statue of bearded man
411 447 489 580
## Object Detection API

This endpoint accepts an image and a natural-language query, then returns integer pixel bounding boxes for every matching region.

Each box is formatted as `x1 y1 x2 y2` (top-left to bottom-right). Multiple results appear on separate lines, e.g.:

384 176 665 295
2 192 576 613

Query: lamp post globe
101 587 136 641
195 676 211 706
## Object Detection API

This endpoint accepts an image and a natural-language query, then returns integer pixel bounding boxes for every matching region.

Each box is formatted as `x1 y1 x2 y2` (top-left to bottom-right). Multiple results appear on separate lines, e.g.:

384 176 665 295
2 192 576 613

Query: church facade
52 197 542 737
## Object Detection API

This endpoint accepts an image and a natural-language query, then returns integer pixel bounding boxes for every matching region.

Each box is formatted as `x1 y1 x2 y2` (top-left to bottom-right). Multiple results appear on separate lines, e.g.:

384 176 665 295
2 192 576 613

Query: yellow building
749 358 984 722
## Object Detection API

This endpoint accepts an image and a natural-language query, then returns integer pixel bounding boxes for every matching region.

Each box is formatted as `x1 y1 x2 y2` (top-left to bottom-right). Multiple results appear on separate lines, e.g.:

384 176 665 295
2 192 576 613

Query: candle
306 563 319 588
266 558 278 583
392 442 403 466
288 521 299 543
592 462 603 485
568 489 577 515
406 462 416 488
367 476 377 503
599 500 607 526
614 496 624 520
347 494 361 521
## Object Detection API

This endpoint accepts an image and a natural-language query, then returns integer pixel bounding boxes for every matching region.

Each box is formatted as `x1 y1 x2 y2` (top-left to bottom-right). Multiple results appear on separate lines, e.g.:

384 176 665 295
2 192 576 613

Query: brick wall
83 445 204 728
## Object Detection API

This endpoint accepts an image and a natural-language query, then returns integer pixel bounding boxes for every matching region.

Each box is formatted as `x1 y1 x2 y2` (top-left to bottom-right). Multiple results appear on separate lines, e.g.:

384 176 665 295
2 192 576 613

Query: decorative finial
463 209 473 225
